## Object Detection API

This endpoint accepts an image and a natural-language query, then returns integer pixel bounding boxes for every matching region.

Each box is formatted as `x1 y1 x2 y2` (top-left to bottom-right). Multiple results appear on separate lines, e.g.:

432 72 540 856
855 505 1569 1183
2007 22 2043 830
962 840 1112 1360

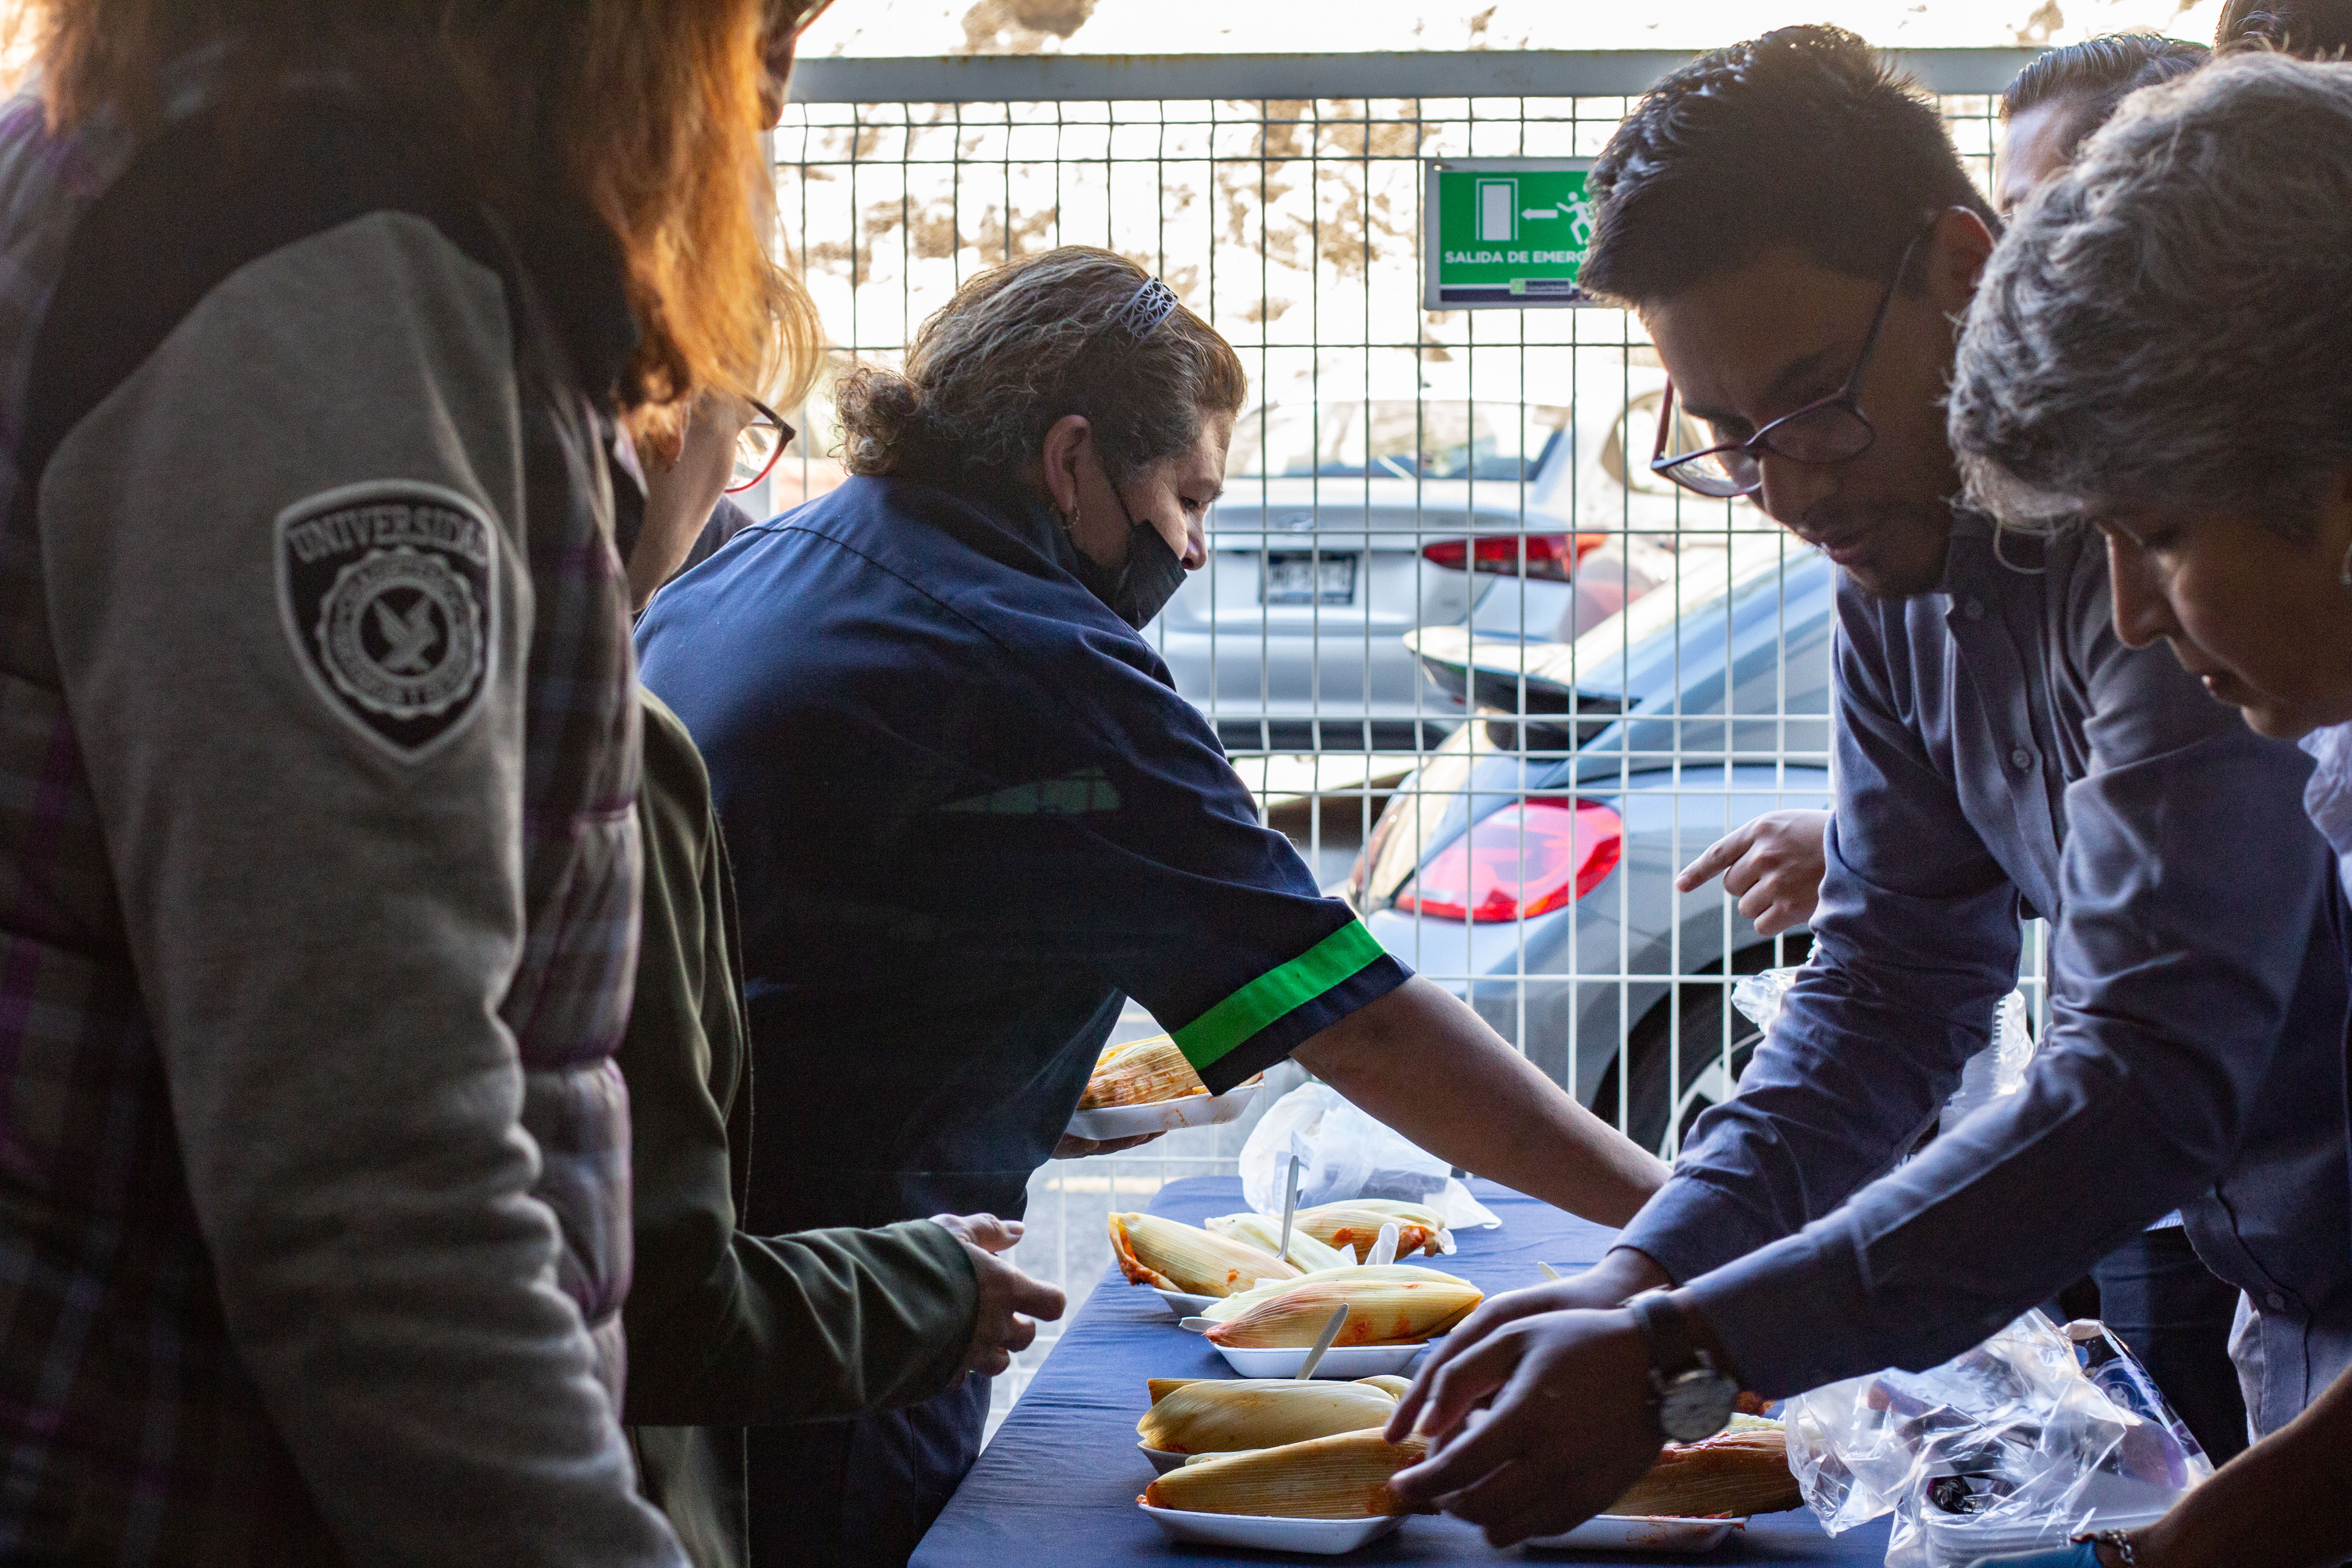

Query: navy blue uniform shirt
1621 517 2351 1435
636 475 1409 1231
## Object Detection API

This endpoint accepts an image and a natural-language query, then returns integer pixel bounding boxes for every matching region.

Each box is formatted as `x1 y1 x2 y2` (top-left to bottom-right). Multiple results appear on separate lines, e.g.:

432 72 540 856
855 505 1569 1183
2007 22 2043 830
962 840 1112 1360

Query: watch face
1658 1369 1737 1444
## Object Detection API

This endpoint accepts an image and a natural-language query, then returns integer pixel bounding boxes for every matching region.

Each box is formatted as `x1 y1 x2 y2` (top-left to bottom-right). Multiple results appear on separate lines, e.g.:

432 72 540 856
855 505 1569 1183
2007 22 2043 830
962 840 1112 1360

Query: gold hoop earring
1059 502 1081 535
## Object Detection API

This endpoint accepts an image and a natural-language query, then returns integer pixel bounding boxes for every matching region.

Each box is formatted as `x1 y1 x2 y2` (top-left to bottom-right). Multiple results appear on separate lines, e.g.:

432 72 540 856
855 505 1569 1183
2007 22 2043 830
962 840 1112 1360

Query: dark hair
2003 34 2210 164
835 246 1248 490
1581 25 1993 308
2218 0 2352 57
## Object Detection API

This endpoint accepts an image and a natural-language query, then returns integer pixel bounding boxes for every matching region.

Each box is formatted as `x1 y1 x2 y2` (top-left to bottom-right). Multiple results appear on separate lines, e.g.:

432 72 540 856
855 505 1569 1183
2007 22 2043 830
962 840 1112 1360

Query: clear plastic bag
1784 1311 2210 1568
1732 968 2034 1135
1237 1081 1500 1231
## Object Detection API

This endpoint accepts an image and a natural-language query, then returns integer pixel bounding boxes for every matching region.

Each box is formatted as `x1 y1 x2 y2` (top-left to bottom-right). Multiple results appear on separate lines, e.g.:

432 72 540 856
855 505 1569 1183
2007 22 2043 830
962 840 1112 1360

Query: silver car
1356 546 1835 1157
1149 363 1765 753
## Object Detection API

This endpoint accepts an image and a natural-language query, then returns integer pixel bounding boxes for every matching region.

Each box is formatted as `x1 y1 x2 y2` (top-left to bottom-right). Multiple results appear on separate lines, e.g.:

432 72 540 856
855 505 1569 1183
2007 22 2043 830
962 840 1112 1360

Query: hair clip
1112 278 1181 341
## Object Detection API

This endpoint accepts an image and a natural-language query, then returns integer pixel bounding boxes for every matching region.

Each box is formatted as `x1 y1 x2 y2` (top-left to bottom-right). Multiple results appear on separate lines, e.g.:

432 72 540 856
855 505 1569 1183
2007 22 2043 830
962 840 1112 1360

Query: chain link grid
761 77 2040 1432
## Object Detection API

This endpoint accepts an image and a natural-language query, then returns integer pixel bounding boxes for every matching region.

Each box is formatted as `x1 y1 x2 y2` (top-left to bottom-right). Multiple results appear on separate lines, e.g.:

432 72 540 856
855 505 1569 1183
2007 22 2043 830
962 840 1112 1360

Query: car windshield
1226 400 1568 483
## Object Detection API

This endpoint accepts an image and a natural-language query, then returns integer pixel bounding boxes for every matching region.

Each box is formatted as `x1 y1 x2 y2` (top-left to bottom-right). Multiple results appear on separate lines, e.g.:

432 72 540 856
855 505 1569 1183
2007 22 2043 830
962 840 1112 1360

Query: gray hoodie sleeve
38 213 685 1564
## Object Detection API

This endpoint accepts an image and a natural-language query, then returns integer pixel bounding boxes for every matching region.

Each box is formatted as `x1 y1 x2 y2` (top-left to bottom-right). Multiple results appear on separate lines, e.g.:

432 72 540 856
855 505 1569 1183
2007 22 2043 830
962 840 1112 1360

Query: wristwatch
1626 1289 1740 1443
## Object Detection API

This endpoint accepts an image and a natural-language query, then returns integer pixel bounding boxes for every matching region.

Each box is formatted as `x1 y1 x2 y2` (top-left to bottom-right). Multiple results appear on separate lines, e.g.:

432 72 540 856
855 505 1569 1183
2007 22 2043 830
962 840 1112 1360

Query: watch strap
1627 1289 1703 1378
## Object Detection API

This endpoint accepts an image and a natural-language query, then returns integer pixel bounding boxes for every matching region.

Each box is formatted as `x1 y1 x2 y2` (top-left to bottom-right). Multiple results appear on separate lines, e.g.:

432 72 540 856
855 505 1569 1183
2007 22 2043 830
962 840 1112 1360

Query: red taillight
1391 799 1624 923
1419 533 1606 581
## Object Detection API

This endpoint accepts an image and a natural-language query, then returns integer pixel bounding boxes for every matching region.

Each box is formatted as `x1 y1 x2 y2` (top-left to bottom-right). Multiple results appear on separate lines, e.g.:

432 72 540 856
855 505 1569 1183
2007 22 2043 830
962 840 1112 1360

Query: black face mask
1069 488 1189 630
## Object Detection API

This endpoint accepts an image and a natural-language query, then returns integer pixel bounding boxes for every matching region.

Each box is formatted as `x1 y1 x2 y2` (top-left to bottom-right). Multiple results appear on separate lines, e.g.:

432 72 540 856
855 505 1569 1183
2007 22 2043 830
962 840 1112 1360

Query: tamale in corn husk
1203 1267 1482 1348
1108 1212 1302 1296
1078 1035 1207 1109
1294 1201 1447 1259
1608 1419 1802 1519
1142 1429 1430 1519
1201 1264 1473 1323
1204 1211 1355 1271
1137 1378 1401 1455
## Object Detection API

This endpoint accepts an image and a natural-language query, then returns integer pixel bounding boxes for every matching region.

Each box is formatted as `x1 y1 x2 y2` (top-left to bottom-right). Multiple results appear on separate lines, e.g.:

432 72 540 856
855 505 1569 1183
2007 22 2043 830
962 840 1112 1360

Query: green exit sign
1422 158 1598 309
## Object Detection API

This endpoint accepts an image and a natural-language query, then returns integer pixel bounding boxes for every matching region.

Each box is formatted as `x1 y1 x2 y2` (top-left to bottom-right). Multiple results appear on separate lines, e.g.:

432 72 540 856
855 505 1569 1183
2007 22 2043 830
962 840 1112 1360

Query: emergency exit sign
1423 158 1598 309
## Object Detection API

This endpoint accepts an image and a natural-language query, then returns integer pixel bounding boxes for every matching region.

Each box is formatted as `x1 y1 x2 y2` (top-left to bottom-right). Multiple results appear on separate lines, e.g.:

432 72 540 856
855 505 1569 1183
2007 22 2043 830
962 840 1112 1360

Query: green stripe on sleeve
1175 920 1387 1072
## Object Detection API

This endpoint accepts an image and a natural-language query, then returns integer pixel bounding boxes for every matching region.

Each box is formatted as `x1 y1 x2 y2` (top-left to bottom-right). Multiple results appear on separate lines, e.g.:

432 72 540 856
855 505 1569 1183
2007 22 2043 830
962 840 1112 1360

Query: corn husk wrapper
1609 1420 1801 1519
1295 1201 1449 1259
1201 1264 1474 1323
1108 1212 1302 1296
1142 1429 1431 1519
1204 1211 1355 1272
1354 1374 1413 1400
1138 1378 1401 1454
1078 1035 1207 1109
1203 1269 1483 1348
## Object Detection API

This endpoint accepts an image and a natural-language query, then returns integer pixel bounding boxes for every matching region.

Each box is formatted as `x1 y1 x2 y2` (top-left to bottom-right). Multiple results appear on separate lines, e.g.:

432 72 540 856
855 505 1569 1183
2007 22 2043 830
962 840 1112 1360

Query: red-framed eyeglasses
727 399 793 495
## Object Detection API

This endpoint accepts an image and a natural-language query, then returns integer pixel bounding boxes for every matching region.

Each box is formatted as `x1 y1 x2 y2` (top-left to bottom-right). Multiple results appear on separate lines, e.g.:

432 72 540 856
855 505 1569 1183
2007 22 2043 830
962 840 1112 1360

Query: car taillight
1391 799 1623 923
1419 533 1606 582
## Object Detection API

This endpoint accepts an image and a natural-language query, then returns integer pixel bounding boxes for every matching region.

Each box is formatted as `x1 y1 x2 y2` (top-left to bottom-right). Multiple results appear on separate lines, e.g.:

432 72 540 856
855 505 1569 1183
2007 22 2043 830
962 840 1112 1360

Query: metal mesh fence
759 59 2042 1428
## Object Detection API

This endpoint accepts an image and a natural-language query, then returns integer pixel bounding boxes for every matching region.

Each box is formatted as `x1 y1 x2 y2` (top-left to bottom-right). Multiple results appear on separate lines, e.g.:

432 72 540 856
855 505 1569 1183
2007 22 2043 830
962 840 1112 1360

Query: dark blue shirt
1623 517 2350 1433
636 475 1408 1230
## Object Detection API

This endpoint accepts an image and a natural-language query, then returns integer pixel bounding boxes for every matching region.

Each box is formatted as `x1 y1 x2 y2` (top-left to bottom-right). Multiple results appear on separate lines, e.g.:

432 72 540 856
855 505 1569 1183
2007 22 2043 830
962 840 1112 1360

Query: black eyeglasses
1649 223 1934 500
726 399 793 495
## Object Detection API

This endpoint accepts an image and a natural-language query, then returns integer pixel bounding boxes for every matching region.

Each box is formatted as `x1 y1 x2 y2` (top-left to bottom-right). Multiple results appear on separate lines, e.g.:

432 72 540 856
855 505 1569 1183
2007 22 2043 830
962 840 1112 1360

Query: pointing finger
1674 827 1754 892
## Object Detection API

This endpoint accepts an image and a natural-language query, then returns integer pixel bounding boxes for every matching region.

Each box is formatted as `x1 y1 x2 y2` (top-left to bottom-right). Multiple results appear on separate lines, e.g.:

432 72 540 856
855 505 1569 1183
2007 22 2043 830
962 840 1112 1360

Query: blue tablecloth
913 1176 1891 1566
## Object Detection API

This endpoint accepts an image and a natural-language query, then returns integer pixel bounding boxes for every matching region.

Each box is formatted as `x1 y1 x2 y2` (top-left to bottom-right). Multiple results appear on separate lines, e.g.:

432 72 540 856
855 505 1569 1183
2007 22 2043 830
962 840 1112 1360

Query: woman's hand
929 1213 1066 1379
1674 808 1832 937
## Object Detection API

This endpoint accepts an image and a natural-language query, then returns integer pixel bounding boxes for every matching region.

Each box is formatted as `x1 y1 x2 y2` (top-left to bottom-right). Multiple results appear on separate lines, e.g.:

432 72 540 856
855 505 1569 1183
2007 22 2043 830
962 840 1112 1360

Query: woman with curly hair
637 243 1668 1568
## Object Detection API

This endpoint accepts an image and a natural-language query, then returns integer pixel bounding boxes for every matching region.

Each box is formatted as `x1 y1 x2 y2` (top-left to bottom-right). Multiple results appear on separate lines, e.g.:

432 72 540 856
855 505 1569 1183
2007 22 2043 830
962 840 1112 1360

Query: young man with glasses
1382 25 2352 1546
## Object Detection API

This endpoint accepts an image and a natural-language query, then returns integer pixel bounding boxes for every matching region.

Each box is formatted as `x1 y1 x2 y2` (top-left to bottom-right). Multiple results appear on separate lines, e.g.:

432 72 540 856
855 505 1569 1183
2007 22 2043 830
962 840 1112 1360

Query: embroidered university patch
275 481 499 761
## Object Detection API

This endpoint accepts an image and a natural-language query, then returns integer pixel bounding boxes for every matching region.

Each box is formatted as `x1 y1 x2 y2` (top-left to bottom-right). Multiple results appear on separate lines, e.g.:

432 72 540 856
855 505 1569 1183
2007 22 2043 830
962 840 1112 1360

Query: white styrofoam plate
1152 1287 1220 1319
1065 1079 1259 1142
1521 1515 1744 1553
1138 1444 1191 1475
1211 1341 1431 1378
1139 1504 1407 1555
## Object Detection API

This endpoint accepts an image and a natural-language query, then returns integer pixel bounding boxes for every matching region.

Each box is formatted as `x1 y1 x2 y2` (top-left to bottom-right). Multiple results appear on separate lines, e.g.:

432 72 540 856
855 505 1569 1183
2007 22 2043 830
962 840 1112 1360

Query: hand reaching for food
929 1212 1067 1378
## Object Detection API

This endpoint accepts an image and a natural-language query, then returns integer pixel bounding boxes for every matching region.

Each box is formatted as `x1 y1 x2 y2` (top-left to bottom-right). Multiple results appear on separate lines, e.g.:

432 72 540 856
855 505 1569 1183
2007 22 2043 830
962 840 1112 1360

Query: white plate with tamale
1066 1080 1258 1142
1139 1504 1407 1554
1065 1034 1260 1141
1520 1514 1744 1553
1139 1426 1428 1554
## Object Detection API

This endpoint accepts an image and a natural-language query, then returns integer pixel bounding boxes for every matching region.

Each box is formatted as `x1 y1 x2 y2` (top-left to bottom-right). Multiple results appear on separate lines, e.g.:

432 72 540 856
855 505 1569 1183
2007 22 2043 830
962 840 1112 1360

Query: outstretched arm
1294 977 1668 1227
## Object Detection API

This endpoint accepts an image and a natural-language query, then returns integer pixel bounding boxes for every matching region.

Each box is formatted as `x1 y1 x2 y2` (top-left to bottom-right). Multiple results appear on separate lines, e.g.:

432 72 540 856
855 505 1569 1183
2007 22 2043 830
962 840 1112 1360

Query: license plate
1262 553 1356 605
